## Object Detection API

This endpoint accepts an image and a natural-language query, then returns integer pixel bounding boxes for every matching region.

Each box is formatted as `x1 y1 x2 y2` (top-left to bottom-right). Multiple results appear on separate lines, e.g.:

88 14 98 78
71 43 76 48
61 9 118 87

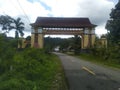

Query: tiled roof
31 17 96 28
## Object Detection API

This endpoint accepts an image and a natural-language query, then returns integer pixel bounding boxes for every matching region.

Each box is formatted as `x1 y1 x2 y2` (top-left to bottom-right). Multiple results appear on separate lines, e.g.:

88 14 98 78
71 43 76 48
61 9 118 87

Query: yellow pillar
100 38 107 48
81 35 89 49
90 27 95 48
18 38 26 48
38 34 44 48
31 27 44 48
81 27 96 49
21 38 26 48
31 34 35 48
91 34 95 47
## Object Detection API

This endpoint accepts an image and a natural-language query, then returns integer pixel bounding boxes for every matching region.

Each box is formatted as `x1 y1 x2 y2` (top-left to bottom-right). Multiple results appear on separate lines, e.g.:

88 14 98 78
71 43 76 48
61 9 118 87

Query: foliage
89 34 120 65
44 36 81 53
90 46 120 66
104 1 120 62
0 15 24 38
73 35 81 54
78 52 120 69
26 35 31 41
0 15 13 33
0 34 66 89
91 47 108 60
25 36 31 48
44 37 64 51
106 1 120 45
10 17 24 38
88 1 120 65
59 39 71 52
0 34 16 75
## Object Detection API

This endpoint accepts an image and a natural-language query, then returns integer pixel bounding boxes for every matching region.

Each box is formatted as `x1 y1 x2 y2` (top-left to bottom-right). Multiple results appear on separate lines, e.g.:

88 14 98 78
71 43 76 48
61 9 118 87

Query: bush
0 48 61 89
91 45 120 64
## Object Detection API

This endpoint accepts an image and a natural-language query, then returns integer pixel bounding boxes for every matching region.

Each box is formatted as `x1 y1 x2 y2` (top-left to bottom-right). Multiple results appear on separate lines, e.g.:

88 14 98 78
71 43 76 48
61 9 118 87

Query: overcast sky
0 0 119 37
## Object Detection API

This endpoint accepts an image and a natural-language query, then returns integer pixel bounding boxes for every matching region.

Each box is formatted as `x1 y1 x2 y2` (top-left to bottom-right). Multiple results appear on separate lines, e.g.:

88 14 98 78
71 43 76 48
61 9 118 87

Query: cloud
0 0 116 37
40 0 114 35
41 0 114 24
77 0 114 24
0 0 51 37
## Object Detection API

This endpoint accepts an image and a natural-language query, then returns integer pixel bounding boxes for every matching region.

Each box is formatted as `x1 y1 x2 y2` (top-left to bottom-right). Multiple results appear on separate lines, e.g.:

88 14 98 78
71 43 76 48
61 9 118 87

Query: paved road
54 52 120 90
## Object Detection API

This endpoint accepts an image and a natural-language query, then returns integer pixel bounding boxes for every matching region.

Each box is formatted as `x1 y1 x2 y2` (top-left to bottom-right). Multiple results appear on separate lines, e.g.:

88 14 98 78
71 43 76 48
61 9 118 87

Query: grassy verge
51 54 68 90
77 53 120 69
65 51 120 69
0 48 68 90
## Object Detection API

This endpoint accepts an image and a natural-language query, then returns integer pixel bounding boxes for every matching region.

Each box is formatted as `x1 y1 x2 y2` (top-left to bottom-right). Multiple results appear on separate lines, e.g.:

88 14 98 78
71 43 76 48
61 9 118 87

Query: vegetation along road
54 52 120 90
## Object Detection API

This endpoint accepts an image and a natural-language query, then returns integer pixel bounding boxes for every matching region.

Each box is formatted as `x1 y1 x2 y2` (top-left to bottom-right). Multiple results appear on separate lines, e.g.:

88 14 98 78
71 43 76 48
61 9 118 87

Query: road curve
54 52 120 90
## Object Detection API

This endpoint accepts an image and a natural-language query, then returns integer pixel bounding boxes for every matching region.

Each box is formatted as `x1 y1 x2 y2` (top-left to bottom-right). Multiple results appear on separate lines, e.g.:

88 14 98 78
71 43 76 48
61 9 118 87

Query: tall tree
106 0 120 45
0 15 13 33
10 17 24 38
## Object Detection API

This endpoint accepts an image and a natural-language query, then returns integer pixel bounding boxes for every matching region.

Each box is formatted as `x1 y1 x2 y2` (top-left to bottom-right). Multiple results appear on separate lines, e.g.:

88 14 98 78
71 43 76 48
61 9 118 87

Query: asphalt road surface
54 52 120 90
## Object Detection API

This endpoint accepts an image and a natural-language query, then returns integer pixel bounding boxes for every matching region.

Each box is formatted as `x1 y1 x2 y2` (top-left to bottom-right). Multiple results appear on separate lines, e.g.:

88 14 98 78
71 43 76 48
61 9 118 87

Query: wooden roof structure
31 17 96 28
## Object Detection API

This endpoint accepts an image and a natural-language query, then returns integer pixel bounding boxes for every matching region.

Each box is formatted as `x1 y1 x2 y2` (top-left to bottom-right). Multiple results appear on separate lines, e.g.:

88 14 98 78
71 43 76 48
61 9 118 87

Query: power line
10 0 23 15
16 0 31 23
0 6 9 16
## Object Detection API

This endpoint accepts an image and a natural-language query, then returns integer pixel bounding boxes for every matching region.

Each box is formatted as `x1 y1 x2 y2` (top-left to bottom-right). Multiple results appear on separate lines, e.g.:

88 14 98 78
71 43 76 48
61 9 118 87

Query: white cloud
0 0 51 37
40 0 114 35
0 0 116 37
96 23 107 35
76 0 114 24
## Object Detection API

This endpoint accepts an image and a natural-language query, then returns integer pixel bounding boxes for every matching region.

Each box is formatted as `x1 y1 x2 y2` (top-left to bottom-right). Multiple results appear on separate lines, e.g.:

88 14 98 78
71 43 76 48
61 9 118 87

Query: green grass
65 51 120 69
51 54 68 90
77 53 120 69
0 48 68 90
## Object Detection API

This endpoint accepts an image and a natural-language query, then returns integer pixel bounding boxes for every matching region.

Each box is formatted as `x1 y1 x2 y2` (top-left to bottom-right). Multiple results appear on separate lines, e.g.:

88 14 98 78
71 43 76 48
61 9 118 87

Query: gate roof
31 17 96 28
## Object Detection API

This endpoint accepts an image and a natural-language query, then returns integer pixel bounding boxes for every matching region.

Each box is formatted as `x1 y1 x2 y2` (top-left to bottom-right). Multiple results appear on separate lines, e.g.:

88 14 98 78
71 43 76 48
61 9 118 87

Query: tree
105 1 120 61
0 15 13 33
0 15 24 38
8 17 25 49
10 17 24 38
106 0 120 45
73 35 81 54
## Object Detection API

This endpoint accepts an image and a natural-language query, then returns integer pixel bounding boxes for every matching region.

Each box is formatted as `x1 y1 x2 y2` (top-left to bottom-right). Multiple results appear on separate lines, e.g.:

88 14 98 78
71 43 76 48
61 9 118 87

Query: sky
0 0 119 38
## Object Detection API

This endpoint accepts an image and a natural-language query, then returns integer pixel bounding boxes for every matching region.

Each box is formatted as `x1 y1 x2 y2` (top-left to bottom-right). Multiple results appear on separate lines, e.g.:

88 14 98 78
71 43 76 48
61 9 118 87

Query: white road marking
82 66 96 75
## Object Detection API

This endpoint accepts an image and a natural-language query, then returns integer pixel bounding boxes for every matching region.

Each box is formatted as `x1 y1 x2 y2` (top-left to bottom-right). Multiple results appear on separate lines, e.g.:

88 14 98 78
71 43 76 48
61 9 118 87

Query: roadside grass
51 54 68 90
65 51 120 69
77 53 120 69
0 48 68 90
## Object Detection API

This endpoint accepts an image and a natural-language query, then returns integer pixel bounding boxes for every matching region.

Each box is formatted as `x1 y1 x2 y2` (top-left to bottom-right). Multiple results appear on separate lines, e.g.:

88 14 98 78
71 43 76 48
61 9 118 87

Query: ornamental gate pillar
81 27 95 49
31 27 44 48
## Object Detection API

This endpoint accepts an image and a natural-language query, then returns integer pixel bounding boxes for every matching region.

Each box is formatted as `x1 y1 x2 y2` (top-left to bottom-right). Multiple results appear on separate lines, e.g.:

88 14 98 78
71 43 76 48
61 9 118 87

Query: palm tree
10 17 25 49
10 17 24 38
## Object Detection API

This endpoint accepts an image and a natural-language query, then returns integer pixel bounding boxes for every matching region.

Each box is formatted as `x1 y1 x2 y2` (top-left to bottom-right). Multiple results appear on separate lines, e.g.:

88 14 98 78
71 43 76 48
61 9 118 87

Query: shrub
0 48 60 89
